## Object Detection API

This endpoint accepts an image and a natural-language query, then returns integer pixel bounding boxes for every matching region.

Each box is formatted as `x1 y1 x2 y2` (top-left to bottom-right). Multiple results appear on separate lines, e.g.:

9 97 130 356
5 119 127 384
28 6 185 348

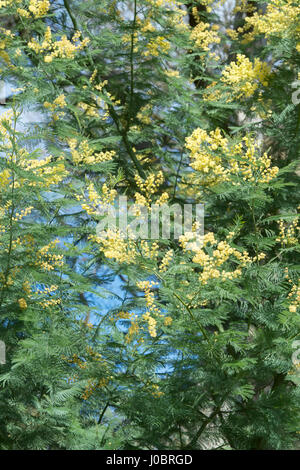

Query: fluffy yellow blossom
36 240 64 271
89 229 136 264
68 139 116 165
140 18 156 33
185 128 279 187
137 280 161 338
20 154 67 188
140 240 159 260
43 94 66 120
78 182 117 216
82 378 109 400
0 169 10 187
226 28 239 41
147 383 164 398
12 206 33 222
23 281 31 295
0 110 14 148
159 249 173 272
134 171 165 207
18 298 27 309
164 316 172 326
276 218 299 246
221 54 271 99
29 0 50 18
143 311 157 337
245 0 300 41
0 0 22 7
17 8 30 18
287 280 300 314
190 22 220 51
28 27 89 62
164 69 180 78
143 36 170 57
126 319 140 343
17 0 49 18
137 104 152 125
133 172 166 212
180 232 258 285
77 84 116 121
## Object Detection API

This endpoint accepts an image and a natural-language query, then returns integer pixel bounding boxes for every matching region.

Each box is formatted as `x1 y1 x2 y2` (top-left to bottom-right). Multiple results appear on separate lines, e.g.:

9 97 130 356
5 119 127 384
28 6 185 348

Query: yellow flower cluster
137 104 152 125
134 171 168 208
64 346 107 371
0 27 14 39
0 35 11 65
143 36 170 57
137 280 160 337
44 94 66 110
32 159 66 185
140 240 159 260
179 231 264 285
143 312 157 337
0 114 67 190
159 249 173 272
126 319 140 344
20 154 67 188
0 0 21 8
78 80 119 121
64 353 87 370
164 69 180 78
86 346 107 363
226 28 239 41
28 27 89 62
139 18 156 33
82 378 109 400
23 280 31 295
113 311 134 321
90 229 136 264
78 182 117 216
0 265 18 288
40 298 61 309
245 0 300 44
68 139 115 165
77 101 99 118
276 218 299 246
0 110 13 148
164 316 172 326
34 284 61 309
18 298 27 309
18 0 49 18
77 345 112 399
287 280 300 313
185 128 279 187
12 206 33 222
28 0 49 17
36 239 64 272
190 22 220 51
0 169 11 188
44 94 66 120
221 54 271 98
145 382 164 398
185 127 228 186
145 0 179 6
121 1 185 56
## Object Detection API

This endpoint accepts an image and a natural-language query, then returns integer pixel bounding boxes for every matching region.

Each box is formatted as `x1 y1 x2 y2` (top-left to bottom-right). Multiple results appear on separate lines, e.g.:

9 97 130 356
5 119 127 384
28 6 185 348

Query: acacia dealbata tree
0 0 299 450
